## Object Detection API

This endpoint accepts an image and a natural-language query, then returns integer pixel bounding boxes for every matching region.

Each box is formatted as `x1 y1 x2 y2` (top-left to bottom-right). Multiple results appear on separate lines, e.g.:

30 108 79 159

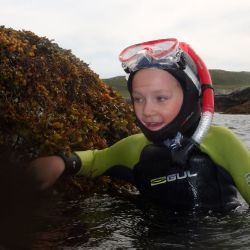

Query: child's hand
28 156 65 190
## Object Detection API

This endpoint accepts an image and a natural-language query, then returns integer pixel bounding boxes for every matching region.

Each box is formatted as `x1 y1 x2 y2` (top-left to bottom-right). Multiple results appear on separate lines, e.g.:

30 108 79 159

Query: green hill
210 70 250 87
103 76 129 98
103 70 250 97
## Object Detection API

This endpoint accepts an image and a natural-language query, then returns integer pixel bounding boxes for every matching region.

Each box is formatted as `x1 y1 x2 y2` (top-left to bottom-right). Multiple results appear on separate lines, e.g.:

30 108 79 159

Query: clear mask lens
119 38 182 72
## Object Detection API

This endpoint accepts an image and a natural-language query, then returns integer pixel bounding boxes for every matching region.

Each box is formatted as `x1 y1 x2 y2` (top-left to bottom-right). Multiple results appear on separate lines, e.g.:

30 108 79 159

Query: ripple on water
213 113 250 149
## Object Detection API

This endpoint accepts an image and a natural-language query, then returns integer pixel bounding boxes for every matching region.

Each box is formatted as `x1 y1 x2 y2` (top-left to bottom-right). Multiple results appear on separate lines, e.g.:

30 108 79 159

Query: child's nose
143 101 155 116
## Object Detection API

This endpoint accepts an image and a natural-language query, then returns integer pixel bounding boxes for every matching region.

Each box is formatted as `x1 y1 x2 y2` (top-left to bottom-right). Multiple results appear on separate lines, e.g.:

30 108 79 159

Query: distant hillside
210 70 250 87
103 76 129 97
103 70 250 97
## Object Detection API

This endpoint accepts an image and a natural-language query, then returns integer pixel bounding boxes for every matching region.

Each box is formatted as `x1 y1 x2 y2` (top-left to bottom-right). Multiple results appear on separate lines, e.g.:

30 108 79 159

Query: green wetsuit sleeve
74 133 149 178
200 126 250 204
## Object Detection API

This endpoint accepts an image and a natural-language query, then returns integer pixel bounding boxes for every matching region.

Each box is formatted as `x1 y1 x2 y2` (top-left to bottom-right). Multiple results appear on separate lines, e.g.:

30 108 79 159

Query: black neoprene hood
127 52 201 143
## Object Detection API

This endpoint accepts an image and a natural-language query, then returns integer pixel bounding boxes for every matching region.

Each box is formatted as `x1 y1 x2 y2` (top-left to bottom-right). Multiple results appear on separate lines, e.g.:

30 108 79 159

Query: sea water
212 113 250 150
29 114 250 249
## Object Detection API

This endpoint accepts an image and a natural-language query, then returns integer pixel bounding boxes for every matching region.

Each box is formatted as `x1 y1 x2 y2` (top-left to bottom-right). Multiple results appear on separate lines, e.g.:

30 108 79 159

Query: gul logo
150 170 197 187
245 173 250 186
150 176 167 186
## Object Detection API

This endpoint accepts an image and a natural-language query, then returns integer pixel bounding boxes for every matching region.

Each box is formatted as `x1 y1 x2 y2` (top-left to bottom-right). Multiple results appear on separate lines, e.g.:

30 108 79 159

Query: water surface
21 114 250 249
212 113 250 149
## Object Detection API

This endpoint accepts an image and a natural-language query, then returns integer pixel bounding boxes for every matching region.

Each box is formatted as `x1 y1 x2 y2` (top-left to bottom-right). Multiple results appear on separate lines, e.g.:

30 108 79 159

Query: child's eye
157 96 168 102
133 96 143 103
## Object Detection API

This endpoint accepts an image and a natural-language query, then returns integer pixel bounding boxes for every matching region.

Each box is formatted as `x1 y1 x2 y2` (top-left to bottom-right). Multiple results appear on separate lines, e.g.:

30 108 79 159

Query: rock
215 87 250 114
224 100 250 114
0 26 138 161
0 26 140 248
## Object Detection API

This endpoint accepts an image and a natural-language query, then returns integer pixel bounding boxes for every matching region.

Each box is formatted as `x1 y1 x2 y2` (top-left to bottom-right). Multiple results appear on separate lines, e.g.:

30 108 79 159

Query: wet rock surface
215 87 250 114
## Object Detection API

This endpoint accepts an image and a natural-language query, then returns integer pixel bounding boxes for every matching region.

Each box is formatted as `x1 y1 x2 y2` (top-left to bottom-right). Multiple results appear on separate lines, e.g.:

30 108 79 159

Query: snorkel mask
119 38 214 147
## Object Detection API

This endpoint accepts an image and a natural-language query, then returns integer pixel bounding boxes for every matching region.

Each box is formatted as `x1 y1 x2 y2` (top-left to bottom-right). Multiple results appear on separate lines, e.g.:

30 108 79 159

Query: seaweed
0 26 138 161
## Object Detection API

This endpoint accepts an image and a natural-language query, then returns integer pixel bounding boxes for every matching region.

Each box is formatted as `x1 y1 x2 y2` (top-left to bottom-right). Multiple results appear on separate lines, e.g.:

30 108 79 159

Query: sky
1 0 250 78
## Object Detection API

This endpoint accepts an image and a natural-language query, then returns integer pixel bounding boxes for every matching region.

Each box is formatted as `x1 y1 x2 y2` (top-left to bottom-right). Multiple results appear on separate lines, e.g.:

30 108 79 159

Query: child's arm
201 126 250 204
29 133 149 190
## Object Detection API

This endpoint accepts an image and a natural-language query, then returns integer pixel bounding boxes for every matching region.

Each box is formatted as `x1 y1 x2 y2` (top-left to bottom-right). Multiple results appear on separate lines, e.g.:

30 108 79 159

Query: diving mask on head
119 38 214 146
120 39 182 72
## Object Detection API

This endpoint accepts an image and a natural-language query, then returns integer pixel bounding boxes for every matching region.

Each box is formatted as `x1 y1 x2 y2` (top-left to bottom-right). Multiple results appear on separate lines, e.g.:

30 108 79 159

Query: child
30 38 250 211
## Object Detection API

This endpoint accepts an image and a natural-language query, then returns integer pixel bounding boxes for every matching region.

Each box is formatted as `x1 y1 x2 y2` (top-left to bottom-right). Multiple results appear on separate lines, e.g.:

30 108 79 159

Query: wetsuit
75 126 250 210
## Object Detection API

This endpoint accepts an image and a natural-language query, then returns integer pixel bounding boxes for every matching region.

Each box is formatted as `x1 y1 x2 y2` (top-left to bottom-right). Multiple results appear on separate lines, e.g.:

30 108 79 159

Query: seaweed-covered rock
0 26 138 161
0 27 139 248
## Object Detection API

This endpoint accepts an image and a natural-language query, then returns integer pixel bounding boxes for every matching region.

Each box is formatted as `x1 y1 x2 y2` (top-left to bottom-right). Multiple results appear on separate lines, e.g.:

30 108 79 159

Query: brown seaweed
0 26 138 161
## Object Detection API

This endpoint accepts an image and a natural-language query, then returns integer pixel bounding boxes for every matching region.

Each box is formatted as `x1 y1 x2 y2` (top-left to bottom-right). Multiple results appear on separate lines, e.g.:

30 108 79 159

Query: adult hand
28 156 65 190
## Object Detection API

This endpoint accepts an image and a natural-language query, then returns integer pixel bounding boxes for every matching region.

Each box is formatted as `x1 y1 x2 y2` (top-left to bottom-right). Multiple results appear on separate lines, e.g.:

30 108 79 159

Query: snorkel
119 38 214 164
179 42 214 144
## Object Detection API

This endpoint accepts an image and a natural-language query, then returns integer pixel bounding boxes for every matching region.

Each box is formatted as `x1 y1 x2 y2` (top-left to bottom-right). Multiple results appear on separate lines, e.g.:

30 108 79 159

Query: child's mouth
143 122 164 131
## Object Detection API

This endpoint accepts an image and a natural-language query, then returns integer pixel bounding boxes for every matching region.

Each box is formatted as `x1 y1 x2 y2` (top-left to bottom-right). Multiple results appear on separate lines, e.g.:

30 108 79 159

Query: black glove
57 152 81 176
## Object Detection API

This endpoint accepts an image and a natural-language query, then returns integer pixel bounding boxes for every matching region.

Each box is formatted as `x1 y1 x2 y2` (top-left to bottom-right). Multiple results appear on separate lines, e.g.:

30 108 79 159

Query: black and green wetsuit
75 126 250 210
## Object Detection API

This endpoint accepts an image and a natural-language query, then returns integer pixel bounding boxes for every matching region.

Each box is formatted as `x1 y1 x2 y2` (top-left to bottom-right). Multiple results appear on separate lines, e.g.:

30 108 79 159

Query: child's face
132 68 183 131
